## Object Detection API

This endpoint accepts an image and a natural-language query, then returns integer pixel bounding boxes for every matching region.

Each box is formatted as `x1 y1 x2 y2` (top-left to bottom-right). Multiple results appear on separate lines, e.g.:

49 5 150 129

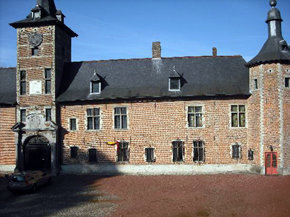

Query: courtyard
0 174 290 217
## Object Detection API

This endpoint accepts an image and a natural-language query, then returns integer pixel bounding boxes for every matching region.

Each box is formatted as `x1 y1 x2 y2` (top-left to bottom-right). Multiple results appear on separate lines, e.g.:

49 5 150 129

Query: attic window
90 81 101 94
33 11 41 19
169 78 181 91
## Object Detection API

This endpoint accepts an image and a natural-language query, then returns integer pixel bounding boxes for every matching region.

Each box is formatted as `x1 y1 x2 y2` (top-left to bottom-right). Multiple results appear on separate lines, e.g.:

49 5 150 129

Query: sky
0 0 289 67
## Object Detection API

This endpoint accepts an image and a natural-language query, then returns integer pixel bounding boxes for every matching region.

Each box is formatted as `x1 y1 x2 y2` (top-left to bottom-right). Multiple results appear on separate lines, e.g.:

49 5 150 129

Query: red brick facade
0 0 289 175
0 107 16 165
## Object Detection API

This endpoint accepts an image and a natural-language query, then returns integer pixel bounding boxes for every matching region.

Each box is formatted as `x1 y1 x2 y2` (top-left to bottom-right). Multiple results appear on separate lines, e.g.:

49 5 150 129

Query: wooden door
265 152 278 175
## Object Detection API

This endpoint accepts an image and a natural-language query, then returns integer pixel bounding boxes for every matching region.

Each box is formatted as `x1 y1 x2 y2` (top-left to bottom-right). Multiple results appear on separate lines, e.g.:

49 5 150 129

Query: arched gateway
24 136 51 170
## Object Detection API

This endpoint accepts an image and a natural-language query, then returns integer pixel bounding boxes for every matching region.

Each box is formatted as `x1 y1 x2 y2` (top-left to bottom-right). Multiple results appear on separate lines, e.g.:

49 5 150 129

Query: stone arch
24 135 51 170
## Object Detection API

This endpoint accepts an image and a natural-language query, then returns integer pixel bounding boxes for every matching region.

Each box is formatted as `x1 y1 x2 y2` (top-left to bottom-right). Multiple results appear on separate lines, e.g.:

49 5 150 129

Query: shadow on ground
0 149 120 217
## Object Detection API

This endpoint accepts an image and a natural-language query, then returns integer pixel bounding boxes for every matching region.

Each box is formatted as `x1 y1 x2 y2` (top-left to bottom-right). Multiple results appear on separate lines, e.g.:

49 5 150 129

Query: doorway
265 152 278 175
24 136 51 171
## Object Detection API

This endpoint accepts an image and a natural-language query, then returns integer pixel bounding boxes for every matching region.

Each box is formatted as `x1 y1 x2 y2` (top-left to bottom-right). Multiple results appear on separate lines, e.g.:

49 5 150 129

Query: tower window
169 78 181 91
20 70 26 95
87 108 100 130
285 78 290 88
172 141 184 162
45 68 51 94
45 108 51 121
254 79 258 90
32 47 39 56
90 81 101 94
20 109 26 122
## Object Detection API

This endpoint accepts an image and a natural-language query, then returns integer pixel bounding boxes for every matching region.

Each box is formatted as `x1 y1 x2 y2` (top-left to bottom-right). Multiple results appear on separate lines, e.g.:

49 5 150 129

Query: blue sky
0 0 289 67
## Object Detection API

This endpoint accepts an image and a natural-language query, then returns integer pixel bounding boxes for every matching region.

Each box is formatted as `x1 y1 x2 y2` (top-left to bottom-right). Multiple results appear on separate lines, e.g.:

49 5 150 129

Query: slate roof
247 37 290 67
0 68 16 105
57 56 250 103
247 2 290 67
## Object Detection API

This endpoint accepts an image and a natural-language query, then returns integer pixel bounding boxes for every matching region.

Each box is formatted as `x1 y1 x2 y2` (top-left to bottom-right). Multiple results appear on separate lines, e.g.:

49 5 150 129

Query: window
248 149 254 161
70 146 78 158
254 79 258 90
231 105 246 127
45 68 51 94
285 78 289 88
232 143 241 159
88 148 97 162
117 141 129 162
70 118 77 131
169 78 180 91
114 107 127 129
20 70 26 95
45 108 51 121
188 106 203 127
193 141 205 162
32 47 39 56
87 108 100 130
20 109 26 122
172 141 184 162
145 148 155 162
91 81 101 94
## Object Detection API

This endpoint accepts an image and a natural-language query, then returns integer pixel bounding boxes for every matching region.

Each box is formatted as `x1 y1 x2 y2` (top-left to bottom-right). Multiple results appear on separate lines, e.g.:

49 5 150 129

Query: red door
265 152 278 175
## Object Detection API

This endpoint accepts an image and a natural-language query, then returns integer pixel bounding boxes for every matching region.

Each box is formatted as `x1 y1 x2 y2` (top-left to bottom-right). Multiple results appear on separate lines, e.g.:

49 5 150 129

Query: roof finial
270 0 277 8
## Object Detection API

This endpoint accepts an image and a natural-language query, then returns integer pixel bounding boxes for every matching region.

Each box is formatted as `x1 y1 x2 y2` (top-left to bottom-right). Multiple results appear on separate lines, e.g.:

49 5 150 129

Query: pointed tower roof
10 0 77 37
247 0 290 67
36 0 57 17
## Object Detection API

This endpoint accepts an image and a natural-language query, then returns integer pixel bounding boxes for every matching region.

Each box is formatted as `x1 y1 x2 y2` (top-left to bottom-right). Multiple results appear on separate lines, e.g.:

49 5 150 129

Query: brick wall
282 65 290 168
60 99 252 165
17 25 56 122
0 106 16 165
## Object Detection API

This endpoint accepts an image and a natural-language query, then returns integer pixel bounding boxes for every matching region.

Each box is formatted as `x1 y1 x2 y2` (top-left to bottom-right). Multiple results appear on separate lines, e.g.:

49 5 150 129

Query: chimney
152 42 161 59
212 47 217 57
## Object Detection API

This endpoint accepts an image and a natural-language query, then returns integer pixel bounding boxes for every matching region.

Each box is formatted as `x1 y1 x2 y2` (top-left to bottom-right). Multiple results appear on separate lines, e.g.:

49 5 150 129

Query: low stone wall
61 164 262 176
0 165 15 173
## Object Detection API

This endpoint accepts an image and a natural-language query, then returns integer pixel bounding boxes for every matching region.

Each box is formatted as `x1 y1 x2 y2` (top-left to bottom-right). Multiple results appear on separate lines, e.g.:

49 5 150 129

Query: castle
0 0 289 175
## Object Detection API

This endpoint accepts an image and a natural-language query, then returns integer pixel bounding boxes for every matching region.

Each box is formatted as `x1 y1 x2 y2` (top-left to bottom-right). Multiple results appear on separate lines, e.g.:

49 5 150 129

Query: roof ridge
0 67 16 69
71 55 243 64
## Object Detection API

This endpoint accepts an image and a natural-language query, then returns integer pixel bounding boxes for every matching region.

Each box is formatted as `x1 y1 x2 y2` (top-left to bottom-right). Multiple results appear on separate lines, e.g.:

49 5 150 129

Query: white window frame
114 107 128 130
168 78 181 91
86 108 101 131
230 104 247 128
187 105 204 128
90 81 101 94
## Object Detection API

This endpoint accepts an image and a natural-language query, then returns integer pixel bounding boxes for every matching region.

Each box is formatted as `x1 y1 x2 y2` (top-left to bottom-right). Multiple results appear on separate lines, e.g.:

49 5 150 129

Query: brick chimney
152 42 161 58
212 47 217 57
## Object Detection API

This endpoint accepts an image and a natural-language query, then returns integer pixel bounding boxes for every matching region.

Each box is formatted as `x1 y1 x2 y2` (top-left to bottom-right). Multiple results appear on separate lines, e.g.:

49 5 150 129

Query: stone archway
24 136 51 171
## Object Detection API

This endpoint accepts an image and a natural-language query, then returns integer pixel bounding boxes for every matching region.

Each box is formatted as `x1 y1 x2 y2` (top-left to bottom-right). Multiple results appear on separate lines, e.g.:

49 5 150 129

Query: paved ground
0 174 290 217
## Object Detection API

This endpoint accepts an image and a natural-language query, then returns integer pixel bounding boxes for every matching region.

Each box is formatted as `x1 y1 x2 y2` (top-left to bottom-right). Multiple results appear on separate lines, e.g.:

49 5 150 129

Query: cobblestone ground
0 175 117 217
1 174 290 217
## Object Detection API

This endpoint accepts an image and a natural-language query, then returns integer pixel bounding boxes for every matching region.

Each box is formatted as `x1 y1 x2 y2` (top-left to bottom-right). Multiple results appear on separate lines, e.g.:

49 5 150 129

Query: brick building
0 0 289 175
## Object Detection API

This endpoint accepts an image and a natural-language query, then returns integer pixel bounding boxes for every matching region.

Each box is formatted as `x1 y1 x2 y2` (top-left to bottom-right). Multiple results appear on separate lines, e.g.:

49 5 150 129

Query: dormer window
169 66 181 91
31 5 42 20
90 72 103 94
169 78 181 91
56 10 65 23
91 81 101 94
